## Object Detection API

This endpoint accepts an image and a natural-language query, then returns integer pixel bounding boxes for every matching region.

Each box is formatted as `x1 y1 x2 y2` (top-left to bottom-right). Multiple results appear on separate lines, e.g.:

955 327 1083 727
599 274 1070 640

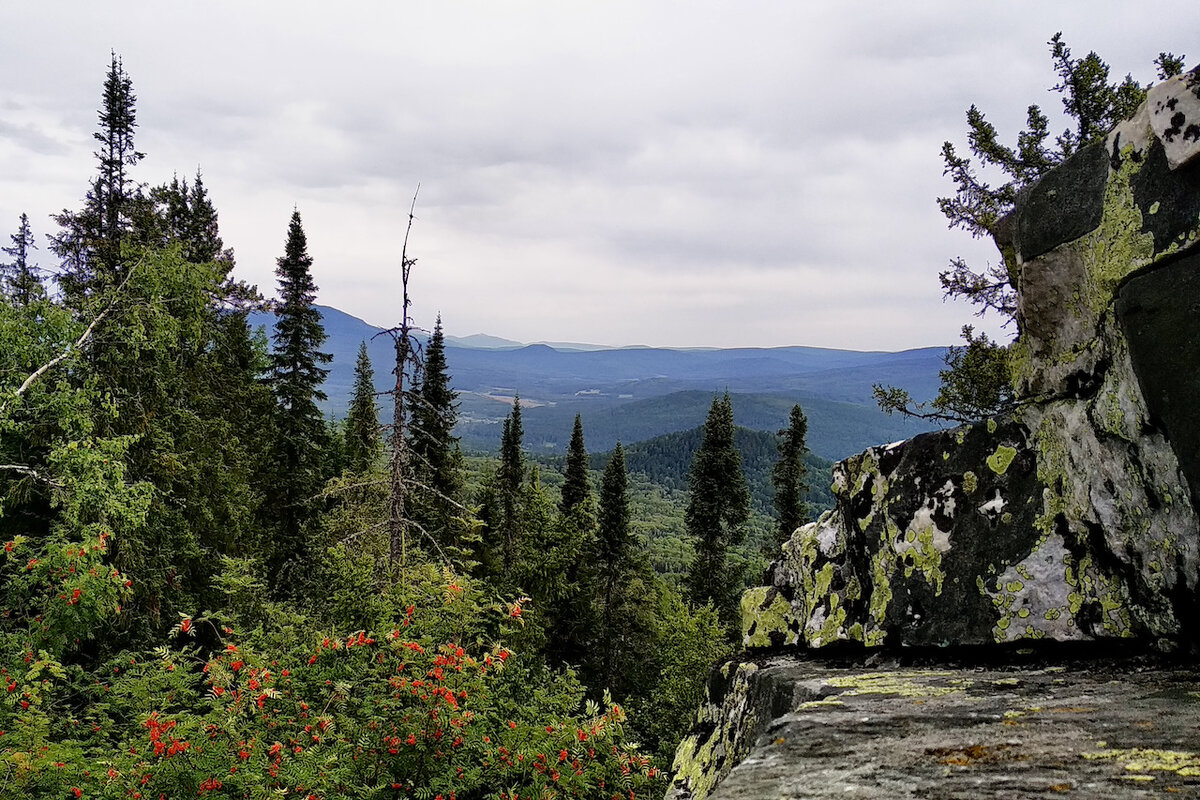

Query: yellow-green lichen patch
798 698 847 710
987 418 998 434
740 587 795 649
1081 746 1200 777
1078 143 1157 313
805 591 850 648
1009 338 1034 394
983 532 1122 644
962 471 978 495
986 445 1018 475
866 542 894 645
825 670 971 698
896 523 948 596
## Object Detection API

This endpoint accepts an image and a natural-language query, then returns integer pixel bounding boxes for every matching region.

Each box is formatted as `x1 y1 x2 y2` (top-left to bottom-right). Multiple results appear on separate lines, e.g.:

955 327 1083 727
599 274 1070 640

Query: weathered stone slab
701 658 1200 800
1015 142 1108 262
1117 250 1200 509
1129 138 1200 256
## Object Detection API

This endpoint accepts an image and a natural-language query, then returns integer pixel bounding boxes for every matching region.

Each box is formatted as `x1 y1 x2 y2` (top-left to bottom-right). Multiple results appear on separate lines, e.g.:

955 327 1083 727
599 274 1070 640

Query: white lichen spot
978 488 1007 523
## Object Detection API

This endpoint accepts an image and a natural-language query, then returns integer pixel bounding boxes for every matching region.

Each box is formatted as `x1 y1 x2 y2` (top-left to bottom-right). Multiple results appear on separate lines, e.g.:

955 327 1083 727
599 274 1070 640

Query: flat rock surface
709 656 1200 799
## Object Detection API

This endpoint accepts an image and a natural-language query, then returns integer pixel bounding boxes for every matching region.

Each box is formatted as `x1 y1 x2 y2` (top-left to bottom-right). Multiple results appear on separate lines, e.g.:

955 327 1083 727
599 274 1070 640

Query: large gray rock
669 69 1200 800
705 657 1200 799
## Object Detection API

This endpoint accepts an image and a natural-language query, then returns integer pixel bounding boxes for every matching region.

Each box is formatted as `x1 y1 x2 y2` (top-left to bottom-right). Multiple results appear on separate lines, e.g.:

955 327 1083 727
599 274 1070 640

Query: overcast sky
0 3 1193 349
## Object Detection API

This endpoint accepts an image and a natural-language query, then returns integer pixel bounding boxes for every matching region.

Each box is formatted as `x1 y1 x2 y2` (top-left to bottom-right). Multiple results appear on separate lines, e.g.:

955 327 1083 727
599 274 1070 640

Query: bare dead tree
379 188 423 571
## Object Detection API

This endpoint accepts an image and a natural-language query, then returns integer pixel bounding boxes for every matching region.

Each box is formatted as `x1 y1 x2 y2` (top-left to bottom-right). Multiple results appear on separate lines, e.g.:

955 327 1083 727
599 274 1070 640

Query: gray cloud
0 1 1193 349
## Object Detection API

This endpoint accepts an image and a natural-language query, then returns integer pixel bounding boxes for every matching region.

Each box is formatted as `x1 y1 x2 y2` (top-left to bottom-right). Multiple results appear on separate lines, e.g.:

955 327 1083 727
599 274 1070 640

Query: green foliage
0 53 752 800
598 424 834 516
269 210 333 586
882 35 1187 426
684 394 750 630
938 35 1188 314
771 404 810 547
0 555 662 799
1 213 45 307
936 34 1180 316
874 325 1013 424
52 52 145 302
628 594 729 763
597 445 632 583
489 398 526 579
560 414 591 517
345 341 381 473
409 317 467 557
149 170 236 269
594 444 632 688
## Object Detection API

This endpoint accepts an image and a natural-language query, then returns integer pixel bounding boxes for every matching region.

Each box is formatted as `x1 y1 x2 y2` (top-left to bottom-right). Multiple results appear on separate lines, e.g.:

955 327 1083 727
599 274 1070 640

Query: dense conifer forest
0 56 816 798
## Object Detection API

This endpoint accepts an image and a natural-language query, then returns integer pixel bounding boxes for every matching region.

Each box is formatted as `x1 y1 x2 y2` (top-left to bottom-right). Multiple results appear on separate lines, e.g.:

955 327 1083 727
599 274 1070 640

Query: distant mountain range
249 305 948 461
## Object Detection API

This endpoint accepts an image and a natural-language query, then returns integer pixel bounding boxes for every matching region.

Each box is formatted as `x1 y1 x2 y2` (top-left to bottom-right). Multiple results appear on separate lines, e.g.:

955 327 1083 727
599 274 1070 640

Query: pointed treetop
561 414 591 517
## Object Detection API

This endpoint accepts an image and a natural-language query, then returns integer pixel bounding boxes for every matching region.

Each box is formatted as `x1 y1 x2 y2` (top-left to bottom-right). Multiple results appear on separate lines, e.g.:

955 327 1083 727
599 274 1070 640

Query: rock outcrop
669 67 1200 800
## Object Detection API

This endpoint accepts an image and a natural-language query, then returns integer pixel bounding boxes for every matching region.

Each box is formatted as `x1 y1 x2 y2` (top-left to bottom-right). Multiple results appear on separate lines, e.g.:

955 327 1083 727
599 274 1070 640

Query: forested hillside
593 426 835 514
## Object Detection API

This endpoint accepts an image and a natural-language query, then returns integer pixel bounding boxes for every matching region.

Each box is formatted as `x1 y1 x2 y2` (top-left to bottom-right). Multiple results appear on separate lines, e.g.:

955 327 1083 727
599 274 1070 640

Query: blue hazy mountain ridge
249 305 946 460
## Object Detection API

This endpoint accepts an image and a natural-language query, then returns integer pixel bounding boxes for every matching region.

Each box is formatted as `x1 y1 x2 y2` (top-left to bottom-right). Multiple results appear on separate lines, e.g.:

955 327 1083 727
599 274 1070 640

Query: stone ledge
707 658 1200 800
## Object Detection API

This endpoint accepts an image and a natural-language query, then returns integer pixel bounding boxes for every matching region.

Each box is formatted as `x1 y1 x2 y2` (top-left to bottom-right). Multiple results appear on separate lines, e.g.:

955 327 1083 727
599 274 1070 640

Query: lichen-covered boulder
742 415 1143 651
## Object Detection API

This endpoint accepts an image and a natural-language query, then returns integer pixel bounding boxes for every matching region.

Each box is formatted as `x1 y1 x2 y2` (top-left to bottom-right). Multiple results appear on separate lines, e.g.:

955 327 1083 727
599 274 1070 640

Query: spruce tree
684 393 750 627
409 315 464 549
37 58 272 627
52 52 145 300
495 397 524 576
560 414 591 517
150 170 234 269
1 213 44 307
344 341 380 473
596 443 632 687
772 404 810 547
268 210 332 583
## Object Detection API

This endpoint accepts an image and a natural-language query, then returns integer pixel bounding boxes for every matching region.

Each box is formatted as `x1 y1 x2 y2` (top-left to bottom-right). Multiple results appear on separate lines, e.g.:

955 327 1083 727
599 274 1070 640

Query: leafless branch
0 464 63 488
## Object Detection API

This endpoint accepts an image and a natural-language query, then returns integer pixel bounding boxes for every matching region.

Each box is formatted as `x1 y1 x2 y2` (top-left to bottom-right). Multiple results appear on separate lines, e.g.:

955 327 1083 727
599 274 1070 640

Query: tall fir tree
36 57 273 628
268 210 332 584
344 341 380 474
771 404 810 548
409 315 464 552
560 414 591 517
684 393 750 628
52 52 146 302
494 397 524 577
595 442 632 688
1 213 44 307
